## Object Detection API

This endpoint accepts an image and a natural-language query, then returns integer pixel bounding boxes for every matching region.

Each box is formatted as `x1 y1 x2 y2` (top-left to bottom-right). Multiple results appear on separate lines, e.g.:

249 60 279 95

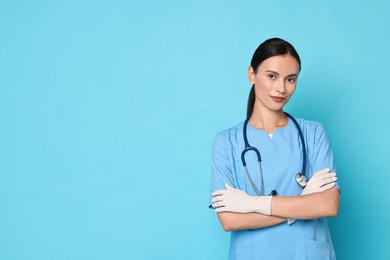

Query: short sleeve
209 132 235 208
310 123 340 190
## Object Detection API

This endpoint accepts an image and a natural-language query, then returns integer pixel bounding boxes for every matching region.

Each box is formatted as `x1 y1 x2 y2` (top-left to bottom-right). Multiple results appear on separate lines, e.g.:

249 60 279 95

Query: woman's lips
270 96 286 103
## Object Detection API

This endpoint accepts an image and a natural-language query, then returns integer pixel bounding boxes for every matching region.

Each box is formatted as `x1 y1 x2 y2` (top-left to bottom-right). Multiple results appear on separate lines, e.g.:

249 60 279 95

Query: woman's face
248 54 300 113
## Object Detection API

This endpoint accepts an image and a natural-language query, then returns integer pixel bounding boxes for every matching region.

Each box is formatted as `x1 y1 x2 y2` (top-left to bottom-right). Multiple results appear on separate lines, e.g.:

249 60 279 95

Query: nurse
210 38 340 259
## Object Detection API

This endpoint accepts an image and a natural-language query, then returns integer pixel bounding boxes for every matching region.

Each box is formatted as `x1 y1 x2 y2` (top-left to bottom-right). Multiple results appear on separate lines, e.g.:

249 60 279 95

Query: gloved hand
211 184 272 215
288 168 337 225
301 168 337 195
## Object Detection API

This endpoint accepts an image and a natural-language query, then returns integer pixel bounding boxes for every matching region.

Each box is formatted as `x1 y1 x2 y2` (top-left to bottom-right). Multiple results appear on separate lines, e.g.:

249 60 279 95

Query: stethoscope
241 112 307 196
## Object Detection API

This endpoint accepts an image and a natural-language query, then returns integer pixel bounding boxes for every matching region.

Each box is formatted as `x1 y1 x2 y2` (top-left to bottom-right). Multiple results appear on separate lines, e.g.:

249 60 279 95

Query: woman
210 38 340 259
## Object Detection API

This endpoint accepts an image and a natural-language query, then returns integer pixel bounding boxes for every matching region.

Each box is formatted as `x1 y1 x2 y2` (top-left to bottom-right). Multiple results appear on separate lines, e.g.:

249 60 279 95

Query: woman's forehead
259 55 300 74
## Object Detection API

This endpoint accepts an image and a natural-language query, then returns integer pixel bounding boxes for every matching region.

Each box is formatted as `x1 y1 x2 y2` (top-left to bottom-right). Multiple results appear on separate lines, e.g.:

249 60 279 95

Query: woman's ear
248 66 255 84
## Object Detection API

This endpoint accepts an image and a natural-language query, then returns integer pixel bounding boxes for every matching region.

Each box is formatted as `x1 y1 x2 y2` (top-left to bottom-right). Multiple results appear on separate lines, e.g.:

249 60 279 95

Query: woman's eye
287 77 297 83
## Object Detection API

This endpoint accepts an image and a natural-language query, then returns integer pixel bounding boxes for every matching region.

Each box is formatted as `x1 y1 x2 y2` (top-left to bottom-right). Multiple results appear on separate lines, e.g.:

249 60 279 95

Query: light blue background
1 0 389 259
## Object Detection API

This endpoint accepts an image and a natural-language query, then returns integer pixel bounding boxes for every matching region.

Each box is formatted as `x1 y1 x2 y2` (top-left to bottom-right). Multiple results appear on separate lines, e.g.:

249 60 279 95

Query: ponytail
246 85 255 117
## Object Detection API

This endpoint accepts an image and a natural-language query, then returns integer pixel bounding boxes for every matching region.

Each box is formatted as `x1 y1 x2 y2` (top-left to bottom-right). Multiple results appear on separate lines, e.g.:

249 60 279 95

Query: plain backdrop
1 0 389 259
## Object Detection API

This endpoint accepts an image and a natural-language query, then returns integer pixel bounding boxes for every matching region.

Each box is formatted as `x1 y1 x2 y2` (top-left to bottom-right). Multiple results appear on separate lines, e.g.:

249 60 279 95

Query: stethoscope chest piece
295 172 308 187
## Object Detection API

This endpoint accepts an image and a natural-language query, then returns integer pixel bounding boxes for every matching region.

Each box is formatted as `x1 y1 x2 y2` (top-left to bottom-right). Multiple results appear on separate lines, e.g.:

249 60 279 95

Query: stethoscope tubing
284 112 307 177
241 112 306 196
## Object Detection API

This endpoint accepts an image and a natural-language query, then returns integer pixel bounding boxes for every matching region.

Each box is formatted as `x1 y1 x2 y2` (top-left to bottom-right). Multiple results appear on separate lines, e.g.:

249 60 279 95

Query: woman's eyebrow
265 70 298 78
265 70 279 75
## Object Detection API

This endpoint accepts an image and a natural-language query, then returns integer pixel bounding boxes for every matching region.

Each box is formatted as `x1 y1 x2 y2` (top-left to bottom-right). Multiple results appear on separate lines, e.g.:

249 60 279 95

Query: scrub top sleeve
209 132 234 208
311 123 340 190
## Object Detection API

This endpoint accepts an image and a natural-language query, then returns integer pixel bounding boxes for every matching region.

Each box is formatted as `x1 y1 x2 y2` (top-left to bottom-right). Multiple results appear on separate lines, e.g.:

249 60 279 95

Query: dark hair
247 38 301 117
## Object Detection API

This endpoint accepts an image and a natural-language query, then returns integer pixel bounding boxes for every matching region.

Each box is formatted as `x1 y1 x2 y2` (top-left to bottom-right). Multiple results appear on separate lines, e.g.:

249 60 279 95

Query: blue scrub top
209 117 339 260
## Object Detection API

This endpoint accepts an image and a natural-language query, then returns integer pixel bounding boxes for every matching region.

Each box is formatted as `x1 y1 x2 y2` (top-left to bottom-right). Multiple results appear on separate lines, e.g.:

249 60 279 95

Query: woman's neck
249 108 288 134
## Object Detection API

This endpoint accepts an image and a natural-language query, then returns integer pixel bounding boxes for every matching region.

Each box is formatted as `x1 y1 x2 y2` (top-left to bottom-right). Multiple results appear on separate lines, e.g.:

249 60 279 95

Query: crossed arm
217 188 340 231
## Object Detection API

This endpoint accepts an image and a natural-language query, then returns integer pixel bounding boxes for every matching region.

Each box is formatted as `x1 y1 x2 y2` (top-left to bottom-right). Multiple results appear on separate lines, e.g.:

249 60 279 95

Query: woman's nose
275 79 286 93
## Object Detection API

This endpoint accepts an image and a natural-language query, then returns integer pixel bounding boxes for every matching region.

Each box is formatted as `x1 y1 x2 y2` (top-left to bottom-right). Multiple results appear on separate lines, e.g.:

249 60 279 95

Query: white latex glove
301 168 337 195
288 168 337 225
211 184 272 215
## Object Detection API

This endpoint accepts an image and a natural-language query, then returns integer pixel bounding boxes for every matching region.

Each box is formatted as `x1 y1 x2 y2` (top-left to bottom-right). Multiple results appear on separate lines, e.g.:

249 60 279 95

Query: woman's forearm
216 188 339 231
217 212 286 231
271 188 340 219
